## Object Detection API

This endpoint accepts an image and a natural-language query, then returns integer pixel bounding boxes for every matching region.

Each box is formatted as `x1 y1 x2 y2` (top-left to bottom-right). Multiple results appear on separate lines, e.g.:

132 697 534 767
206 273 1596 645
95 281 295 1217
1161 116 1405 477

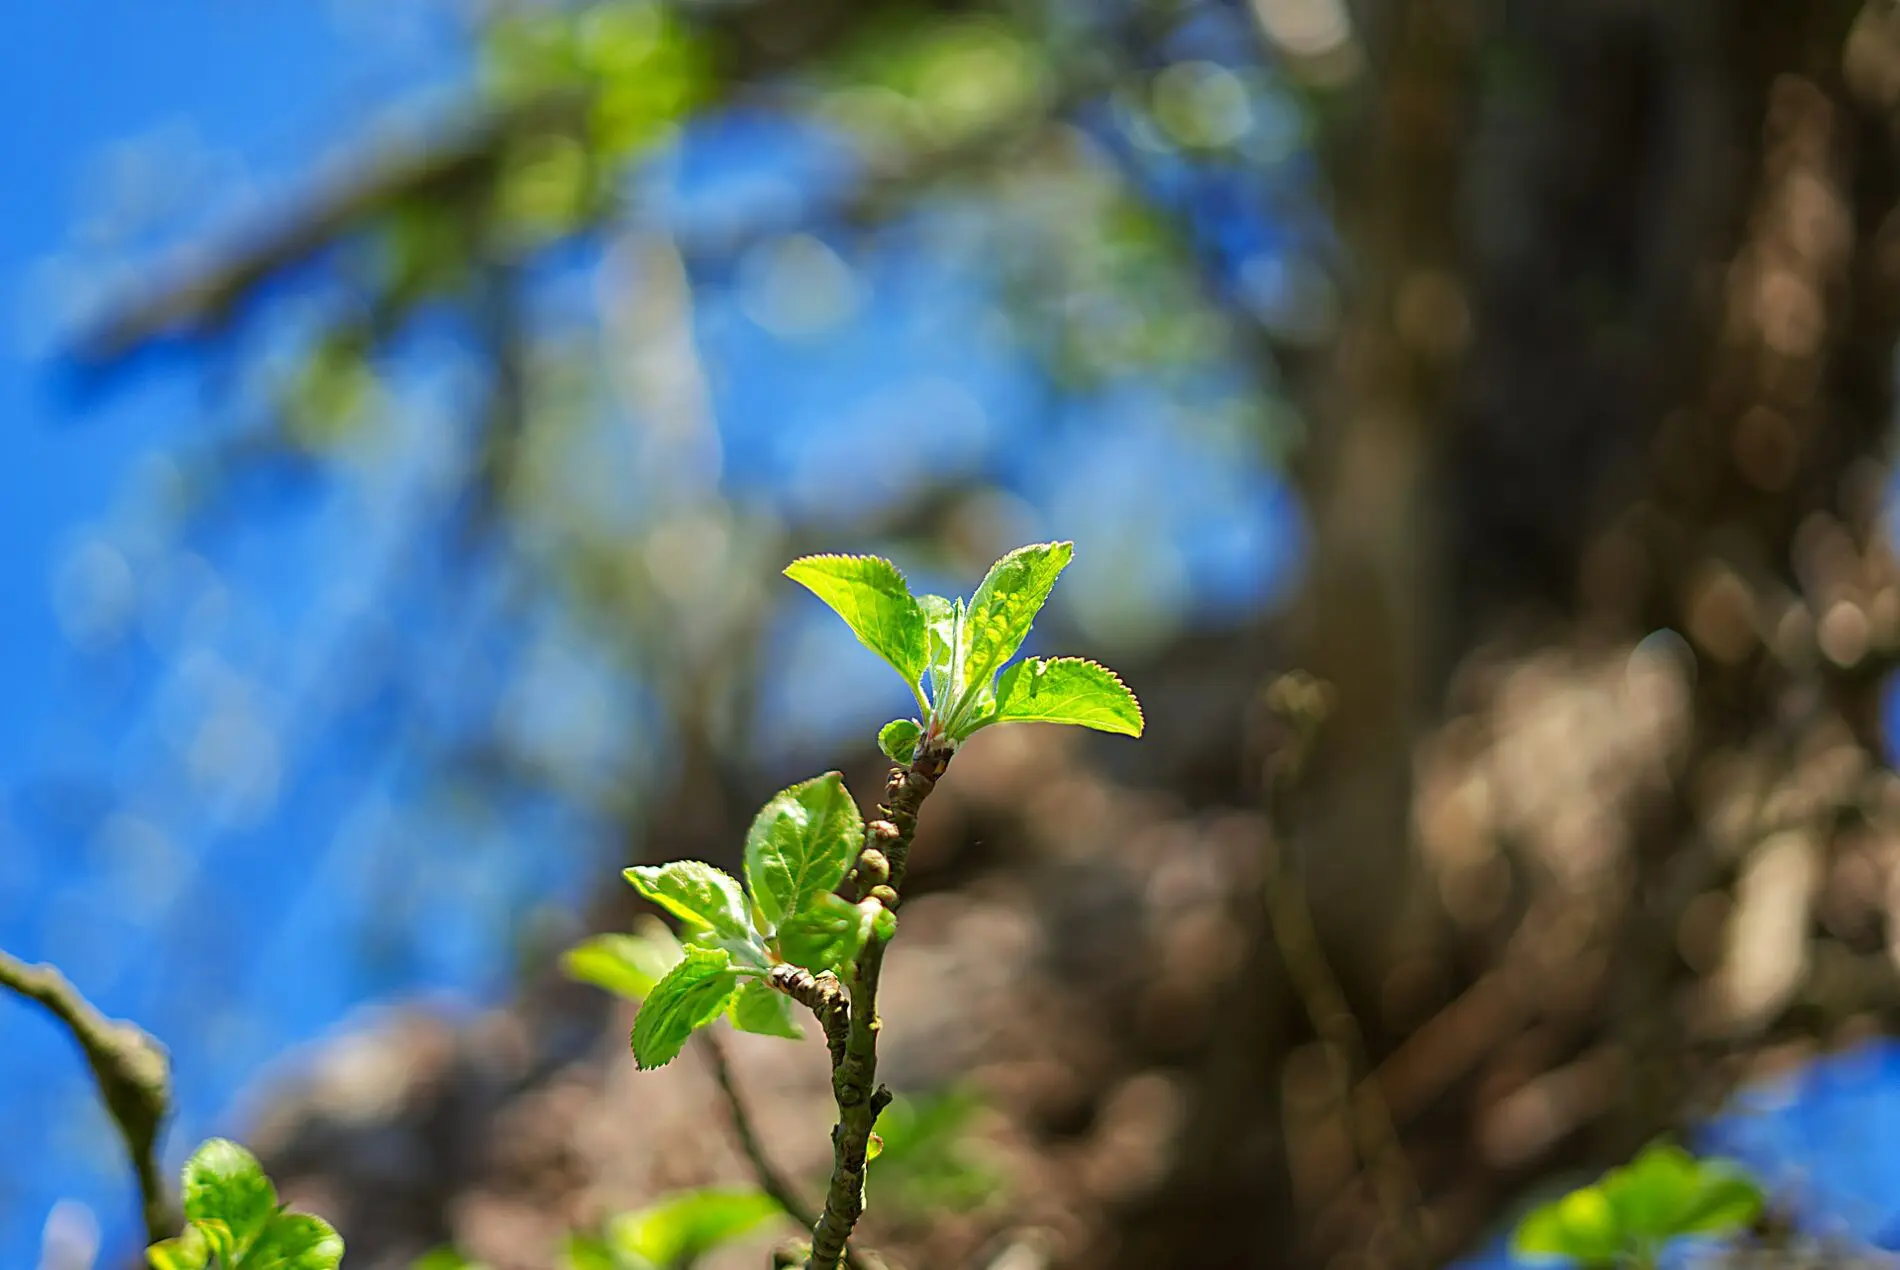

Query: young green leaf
784 554 928 693
147 1223 215 1270
775 894 879 973
1513 1185 1622 1263
919 593 958 707
607 1188 783 1267
245 1211 345 1270
1674 1165 1763 1236
631 946 741 1069
1603 1142 1700 1245
623 860 753 943
878 718 923 764
958 542 1072 698
743 773 863 931
730 977 805 1039
181 1138 278 1258
561 920 684 1003
560 1233 621 1270
977 657 1143 737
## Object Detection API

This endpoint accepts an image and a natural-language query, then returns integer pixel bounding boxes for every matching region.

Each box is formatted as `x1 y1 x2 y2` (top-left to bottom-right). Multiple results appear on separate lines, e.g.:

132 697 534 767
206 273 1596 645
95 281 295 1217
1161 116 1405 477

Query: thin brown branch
0 948 174 1245
1259 674 1428 1267
699 1030 821 1229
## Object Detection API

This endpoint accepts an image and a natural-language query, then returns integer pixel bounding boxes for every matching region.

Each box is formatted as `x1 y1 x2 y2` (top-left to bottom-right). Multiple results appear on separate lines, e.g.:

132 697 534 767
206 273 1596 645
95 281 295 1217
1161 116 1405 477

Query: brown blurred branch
71 93 585 363
0 948 174 1245
1259 674 1427 1267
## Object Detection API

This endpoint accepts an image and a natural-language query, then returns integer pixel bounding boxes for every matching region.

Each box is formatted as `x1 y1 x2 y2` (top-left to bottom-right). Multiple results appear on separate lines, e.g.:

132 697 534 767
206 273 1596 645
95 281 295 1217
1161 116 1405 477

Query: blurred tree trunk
1115 0 1900 1265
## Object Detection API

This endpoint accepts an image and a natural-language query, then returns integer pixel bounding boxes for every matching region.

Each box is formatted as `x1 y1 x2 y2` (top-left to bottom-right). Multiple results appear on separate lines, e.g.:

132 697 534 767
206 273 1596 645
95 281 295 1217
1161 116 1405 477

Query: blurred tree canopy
47 0 1900 1266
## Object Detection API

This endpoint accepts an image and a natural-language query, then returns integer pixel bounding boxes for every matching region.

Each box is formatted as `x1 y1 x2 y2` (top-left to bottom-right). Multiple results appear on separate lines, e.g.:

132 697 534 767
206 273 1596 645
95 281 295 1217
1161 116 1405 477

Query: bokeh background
10 0 1900 1266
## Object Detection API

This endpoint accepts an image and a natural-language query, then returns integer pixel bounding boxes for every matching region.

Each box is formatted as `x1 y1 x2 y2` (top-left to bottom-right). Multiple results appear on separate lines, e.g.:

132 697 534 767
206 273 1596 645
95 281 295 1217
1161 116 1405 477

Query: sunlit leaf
743 773 863 931
919 593 959 708
631 946 740 1069
1513 1185 1622 1263
181 1138 277 1258
623 860 753 943
607 1188 784 1265
784 555 928 692
562 920 684 1003
147 1223 213 1270
775 894 878 973
959 542 1072 694
1603 1142 1699 1243
245 1211 345 1270
729 978 804 1040
560 1233 621 1270
1675 1164 1763 1237
978 657 1142 737
878 718 923 763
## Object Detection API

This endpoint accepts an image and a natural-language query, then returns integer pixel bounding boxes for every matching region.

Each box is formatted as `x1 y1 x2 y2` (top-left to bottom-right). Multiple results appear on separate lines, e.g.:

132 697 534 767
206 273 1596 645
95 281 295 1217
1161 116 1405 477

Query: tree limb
0 948 174 1245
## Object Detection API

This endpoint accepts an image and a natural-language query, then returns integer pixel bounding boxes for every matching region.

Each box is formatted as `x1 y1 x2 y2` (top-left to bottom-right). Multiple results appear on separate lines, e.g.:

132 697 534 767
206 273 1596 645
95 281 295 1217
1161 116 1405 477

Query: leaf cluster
1512 1142 1764 1269
783 541 1142 762
147 1139 343 1270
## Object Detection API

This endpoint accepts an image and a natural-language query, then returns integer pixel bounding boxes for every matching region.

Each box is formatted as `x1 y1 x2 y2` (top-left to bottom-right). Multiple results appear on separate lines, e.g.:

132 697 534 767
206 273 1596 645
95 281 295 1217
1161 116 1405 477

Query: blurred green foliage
1512 1142 1764 1269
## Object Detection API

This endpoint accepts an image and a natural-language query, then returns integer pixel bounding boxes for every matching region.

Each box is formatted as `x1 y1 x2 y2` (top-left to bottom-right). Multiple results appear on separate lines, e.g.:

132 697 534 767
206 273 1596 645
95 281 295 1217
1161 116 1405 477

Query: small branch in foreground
1259 674 1427 1267
0 948 174 1244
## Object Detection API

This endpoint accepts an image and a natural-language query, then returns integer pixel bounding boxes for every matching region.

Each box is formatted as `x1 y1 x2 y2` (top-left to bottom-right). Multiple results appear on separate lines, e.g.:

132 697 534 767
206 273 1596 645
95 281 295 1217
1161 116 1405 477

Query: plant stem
1258 675 1427 1267
699 1030 822 1230
0 948 175 1245
777 743 950 1270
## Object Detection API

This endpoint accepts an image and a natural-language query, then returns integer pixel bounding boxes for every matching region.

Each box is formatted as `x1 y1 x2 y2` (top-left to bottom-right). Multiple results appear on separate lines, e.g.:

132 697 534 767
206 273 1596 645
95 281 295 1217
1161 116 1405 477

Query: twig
772 743 952 1270
0 948 174 1244
699 1031 883 1270
1259 674 1428 1267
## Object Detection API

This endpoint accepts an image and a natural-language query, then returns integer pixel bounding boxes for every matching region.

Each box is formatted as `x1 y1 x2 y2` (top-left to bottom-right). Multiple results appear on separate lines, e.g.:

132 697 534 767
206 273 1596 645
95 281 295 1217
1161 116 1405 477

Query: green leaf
631 946 741 1069
607 1188 784 1265
978 657 1143 737
919 593 958 707
730 978 804 1040
775 894 878 973
784 554 928 693
147 1223 213 1270
1513 1185 1622 1263
181 1138 278 1258
959 542 1072 697
743 773 863 931
1603 1142 1699 1243
245 1212 345 1270
879 718 923 764
1675 1164 1763 1237
867 1133 884 1163
562 920 684 1003
623 860 753 943
560 1233 623 1270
